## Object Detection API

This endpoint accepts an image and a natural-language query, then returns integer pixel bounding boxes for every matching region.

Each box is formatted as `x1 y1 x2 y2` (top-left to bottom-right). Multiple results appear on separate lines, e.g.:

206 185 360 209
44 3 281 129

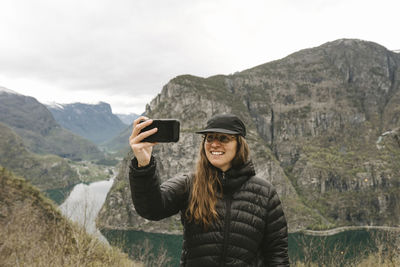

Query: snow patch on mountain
0 86 19 95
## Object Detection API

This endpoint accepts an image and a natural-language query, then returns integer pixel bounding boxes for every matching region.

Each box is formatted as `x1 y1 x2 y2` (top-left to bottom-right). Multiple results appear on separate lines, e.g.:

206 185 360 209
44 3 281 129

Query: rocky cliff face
97 39 400 233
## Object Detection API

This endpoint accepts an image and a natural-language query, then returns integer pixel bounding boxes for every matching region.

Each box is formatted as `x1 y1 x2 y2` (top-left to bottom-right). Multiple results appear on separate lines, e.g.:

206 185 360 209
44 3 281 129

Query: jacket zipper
220 172 232 267
221 171 226 185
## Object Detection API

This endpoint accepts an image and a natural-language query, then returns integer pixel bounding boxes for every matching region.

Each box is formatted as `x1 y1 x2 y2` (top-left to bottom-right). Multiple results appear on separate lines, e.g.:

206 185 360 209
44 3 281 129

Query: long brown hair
186 135 250 227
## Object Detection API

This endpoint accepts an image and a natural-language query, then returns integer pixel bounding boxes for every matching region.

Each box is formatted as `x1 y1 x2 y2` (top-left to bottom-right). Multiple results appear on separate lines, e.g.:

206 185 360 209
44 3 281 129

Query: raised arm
128 117 189 220
129 156 189 220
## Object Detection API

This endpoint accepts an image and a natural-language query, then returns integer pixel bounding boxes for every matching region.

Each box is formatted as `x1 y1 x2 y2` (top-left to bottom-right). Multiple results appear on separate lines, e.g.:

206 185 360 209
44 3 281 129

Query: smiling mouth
211 151 224 155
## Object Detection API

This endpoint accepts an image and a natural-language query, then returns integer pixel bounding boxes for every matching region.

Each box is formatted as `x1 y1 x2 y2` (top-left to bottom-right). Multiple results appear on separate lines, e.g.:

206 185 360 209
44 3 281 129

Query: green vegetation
68 160 117 183
296 83 312 97
0 93 104 161
42 126 104 161
0 122 80 191
171 74 247 113
0 122 120 206
95 157 120 166
293 137 400 226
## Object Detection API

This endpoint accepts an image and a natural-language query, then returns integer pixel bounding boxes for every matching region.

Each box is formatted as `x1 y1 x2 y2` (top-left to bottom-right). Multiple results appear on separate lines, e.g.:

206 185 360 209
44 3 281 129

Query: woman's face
204 133 238 172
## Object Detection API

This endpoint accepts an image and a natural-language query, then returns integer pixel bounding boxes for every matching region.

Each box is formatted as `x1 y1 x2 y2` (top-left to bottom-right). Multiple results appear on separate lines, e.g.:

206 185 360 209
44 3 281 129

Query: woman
129 113 289 266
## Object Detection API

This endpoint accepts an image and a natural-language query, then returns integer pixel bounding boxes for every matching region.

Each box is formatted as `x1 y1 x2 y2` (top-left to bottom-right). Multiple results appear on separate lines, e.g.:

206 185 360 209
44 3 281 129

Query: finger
130 126 158 145
130 118 153 139
133 116 149 127
131 116 150 137
135 127 158 143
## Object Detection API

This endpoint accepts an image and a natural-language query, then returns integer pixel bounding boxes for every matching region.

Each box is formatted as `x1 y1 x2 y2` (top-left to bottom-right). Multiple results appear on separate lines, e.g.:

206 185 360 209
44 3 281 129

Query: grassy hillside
0 92 104 161
0 122 80 192
0 167 141 267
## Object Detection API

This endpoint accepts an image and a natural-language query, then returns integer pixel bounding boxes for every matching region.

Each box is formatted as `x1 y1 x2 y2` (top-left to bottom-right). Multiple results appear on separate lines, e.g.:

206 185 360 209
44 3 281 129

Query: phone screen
141 119 180 143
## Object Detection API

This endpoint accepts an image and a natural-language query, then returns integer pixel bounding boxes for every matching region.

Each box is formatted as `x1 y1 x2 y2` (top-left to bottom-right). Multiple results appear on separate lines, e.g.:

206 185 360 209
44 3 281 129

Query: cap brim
195 128 240 135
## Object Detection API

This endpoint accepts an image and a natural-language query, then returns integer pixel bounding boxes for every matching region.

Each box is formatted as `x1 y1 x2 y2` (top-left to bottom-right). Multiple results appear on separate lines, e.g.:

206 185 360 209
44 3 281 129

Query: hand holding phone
129 117 180 167
129 117 157 167
140 119 180 143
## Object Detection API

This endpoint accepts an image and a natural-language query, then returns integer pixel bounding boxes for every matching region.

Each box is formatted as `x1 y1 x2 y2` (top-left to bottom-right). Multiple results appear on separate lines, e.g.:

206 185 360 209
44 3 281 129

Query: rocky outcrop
98 39 400 233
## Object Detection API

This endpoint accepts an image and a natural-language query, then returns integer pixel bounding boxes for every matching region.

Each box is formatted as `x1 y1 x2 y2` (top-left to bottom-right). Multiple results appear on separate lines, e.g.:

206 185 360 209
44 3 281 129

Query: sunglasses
204 133 236 144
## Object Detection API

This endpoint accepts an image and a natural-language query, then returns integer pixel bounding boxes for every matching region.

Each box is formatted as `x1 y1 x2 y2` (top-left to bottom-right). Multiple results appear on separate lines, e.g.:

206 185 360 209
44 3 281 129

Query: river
59 178 114 243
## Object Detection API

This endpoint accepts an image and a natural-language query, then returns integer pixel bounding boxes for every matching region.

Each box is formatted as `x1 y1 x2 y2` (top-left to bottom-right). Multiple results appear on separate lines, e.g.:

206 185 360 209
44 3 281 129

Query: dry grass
0 167 142 267
291 230 399 267
293 254 400 267
356 230 400 267
130 239 172 267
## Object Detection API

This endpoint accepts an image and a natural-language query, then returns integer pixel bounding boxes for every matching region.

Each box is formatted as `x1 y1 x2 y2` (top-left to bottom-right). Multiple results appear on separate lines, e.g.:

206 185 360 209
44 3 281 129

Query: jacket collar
219 161 255 194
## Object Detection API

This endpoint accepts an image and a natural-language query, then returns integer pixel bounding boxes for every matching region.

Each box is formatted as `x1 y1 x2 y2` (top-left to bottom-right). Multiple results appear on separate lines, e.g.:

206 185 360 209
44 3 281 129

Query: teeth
211 152 224 155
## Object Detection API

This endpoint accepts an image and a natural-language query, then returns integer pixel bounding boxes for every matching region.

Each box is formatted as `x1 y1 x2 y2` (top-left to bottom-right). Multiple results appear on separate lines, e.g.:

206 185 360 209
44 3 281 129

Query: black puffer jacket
129 157 289 266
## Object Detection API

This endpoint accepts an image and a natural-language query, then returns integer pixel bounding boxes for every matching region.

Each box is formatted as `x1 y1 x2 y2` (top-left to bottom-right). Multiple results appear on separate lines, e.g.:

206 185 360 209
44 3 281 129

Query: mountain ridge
0 90 104 161
46 102 127 145
98 39 400 233
116 113 140 125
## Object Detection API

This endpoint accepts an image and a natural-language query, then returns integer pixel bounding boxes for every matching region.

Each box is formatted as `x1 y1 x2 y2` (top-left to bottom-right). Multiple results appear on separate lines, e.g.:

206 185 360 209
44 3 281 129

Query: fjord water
102 229 183 266
101 228 390 266
59 179 114 242
60 180 393 266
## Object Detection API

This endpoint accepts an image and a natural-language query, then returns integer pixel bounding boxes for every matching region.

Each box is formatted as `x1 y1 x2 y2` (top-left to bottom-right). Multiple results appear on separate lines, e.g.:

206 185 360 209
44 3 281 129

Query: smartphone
140 119 180 143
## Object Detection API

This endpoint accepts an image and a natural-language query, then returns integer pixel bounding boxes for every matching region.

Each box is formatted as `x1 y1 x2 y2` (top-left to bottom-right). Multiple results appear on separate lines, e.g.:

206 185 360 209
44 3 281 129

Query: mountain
0 89 103 161
0 122 79 193
102 113 140 154
101 125 132 155
0 86 19 94
97 39 400 233
116 113 140 125
47 102 127 145
0 167 138 266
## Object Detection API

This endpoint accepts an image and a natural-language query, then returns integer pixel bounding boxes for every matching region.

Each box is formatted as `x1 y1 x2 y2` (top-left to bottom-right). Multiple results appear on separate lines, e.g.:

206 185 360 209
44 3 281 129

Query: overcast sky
0 0 399 114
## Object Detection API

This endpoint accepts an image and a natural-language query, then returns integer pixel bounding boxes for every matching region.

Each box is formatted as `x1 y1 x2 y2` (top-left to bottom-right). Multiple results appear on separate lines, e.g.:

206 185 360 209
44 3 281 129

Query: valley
1 38 399 266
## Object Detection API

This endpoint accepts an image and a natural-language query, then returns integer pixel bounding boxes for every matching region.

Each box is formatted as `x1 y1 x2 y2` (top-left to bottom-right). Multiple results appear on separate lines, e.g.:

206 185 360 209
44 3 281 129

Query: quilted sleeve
262 186 289 266
128 156 189 221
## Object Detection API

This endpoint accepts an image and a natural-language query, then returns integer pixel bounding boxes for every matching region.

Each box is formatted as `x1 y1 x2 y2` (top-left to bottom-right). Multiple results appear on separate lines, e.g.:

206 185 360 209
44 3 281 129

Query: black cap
196 114 246 137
